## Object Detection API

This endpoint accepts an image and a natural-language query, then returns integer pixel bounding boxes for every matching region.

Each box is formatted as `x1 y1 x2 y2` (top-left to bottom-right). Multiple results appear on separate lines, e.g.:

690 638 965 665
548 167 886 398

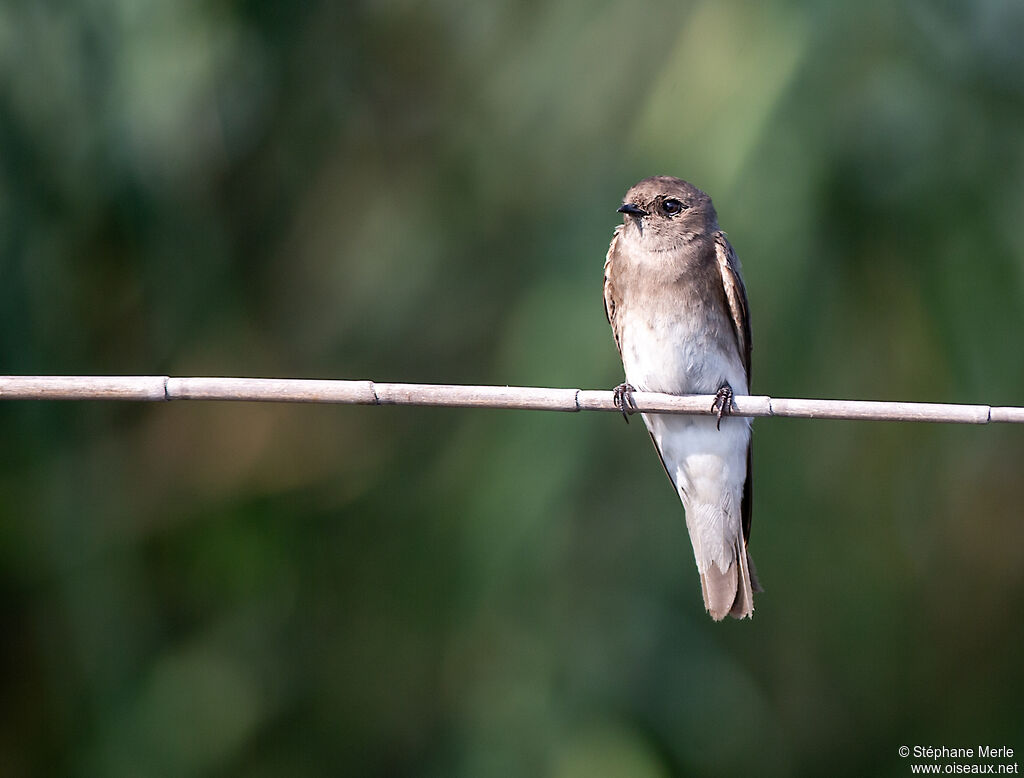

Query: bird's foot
612 382 637 424
711 382 734 431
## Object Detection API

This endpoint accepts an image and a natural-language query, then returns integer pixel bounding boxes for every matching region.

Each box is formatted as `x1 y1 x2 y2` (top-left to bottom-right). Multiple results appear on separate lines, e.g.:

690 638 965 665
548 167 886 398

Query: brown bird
603 176 760 620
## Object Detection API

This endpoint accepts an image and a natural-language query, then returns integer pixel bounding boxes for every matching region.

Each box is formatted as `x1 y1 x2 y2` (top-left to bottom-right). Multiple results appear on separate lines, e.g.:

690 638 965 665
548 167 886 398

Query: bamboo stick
0 376 1019 424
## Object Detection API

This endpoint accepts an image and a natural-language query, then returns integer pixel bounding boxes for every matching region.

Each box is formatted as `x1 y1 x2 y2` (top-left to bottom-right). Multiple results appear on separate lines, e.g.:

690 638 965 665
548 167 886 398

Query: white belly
620 310 747 396
618 309 751 574
643 412 749 573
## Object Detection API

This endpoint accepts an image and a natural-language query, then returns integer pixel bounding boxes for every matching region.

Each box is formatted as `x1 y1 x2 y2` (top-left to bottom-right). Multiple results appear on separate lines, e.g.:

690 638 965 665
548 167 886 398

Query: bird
603 175 760 620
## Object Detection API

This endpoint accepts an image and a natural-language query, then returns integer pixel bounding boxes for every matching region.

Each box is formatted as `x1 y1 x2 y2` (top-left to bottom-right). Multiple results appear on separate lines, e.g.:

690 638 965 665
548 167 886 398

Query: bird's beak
617 203 649 218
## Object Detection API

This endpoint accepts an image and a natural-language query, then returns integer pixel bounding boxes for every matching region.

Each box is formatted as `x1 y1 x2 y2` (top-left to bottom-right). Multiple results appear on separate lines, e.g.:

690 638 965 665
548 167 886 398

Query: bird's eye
662 198 684 216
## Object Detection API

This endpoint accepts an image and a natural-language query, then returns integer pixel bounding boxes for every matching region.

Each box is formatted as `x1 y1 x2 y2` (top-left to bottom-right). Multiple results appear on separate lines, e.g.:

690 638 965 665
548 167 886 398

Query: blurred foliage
2 0 1024 775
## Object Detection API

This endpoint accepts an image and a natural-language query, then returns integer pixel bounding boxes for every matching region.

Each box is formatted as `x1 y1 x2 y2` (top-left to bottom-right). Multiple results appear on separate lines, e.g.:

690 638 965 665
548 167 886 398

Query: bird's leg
612 382 638 424
711 382 734 431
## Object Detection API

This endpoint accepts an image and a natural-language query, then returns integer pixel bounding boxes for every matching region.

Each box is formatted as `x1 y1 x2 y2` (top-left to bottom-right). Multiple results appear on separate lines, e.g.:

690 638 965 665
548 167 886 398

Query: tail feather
747 550 763 594
701 561 738 621
700 537 758 621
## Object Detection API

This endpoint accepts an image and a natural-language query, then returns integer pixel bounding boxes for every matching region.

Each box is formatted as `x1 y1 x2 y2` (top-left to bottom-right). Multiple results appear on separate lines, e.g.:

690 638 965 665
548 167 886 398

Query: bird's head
617 176 718 251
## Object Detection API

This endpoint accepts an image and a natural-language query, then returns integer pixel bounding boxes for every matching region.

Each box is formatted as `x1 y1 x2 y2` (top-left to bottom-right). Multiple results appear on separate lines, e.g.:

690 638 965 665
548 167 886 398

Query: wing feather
714 231 752 379
714 231 754 544
603 225 624 356
604 225 678 484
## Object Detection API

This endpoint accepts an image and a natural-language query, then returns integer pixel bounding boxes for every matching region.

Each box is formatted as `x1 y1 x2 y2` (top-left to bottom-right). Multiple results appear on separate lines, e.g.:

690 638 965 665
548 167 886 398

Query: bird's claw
612 382 637 424
711 383 734 431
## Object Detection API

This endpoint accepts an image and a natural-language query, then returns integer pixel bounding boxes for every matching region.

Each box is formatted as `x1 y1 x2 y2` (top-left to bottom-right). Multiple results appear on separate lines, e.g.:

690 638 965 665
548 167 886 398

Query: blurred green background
2 1 1024 775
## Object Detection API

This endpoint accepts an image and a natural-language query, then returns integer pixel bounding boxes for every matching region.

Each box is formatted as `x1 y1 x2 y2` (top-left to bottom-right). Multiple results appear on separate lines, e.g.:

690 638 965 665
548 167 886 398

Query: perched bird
603 176 760 620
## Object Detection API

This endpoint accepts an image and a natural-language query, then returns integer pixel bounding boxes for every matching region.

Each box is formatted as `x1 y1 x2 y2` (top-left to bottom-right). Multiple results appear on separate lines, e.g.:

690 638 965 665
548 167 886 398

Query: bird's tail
699 536 761 621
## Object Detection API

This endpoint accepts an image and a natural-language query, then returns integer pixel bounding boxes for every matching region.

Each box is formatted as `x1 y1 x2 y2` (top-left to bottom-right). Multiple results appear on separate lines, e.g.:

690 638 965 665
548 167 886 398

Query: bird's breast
619 304 747 396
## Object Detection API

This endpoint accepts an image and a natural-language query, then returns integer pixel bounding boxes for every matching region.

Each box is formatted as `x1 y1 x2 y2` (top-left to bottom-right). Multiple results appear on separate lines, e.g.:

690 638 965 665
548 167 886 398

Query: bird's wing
603 225 624 357
714 231 752 379
605 225 682 494
714 231 754 544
